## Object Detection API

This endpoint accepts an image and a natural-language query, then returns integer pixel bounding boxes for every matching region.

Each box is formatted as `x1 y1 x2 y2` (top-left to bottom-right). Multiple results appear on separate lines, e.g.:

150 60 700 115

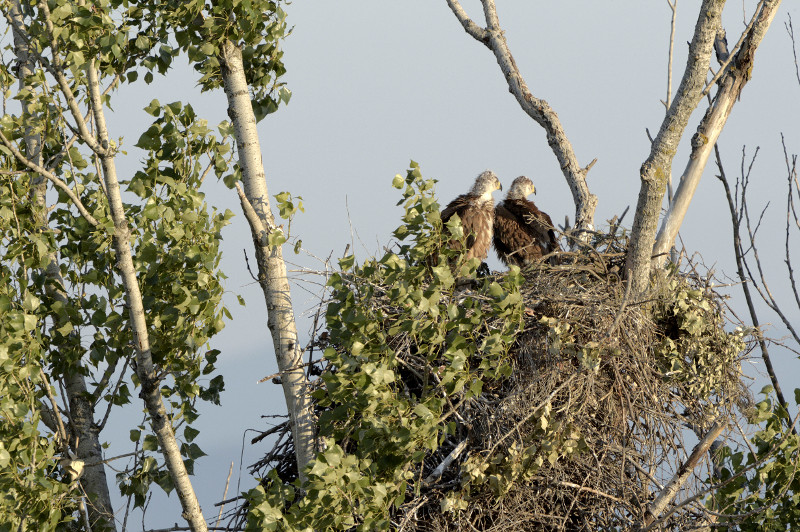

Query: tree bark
642 421 726 529
9 1 116 529
86 60 208 531
652 0 783 261
625 0 725 298
445 0 597 238
219 40 315 481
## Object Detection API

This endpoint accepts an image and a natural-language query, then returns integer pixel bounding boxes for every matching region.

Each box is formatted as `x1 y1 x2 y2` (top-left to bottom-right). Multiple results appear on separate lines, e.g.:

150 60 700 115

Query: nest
242 232 750 531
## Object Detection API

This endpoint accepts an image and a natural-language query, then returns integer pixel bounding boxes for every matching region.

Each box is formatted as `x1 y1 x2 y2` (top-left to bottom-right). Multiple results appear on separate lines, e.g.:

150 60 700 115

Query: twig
257 359 318 384
715 144 793 429
216 462 234 529
423 439 468 486
787 14 800 87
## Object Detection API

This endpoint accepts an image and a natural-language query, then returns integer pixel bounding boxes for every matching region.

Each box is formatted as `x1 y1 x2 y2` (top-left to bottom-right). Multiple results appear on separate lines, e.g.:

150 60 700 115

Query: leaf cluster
707 387 800 530
0 174 80 529
136 0 291 121
244 163 524 530
654 276 748 421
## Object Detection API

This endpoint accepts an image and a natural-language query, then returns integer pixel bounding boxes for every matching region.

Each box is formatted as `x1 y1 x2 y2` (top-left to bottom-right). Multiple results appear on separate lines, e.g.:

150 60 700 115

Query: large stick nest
245 233 751 531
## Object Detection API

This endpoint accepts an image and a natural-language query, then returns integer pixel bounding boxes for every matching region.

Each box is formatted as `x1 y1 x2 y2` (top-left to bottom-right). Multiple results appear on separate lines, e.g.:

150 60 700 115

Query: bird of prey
493 176 560 267
440 170 503 262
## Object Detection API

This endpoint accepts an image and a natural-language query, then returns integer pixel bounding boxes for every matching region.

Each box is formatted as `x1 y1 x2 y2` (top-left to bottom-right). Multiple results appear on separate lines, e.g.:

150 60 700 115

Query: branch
96 354 132 433
0 129 99 226
38 369 70 450
787 14 800 88
647 408 800 529
625 0 724 297
702 1 766 97
423 439 468 486
715 145 792 426
642 420 726 529
444 0 598 238
443 0 488 43
3 4 108 157
653 0 782 263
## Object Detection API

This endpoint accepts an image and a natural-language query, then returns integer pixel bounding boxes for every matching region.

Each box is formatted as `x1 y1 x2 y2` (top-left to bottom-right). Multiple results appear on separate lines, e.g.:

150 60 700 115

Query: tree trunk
9 1 116 528
625 0 725 298
86 61 208 532
219 40 315 481
652 0 783 261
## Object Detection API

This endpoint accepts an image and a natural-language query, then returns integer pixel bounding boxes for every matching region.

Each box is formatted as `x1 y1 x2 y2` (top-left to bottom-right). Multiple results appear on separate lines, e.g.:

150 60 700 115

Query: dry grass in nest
246 235 749 531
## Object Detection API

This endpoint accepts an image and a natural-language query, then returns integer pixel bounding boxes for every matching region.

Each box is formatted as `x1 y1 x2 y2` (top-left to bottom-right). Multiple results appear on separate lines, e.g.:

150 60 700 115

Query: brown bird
493 176 560 267
440 170 503 262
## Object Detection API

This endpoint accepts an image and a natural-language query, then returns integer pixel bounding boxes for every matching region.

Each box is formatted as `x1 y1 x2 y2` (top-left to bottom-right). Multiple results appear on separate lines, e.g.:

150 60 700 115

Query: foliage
0 0 243 522
239 185 773 530
707 387 800 531
0 176 79 530
139 0 291 122
243 163 525 530
654 274 749 423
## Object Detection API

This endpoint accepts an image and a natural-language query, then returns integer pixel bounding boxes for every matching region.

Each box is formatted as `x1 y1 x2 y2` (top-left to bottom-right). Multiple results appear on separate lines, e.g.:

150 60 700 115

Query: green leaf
339 255 355 271
200 42 215 56
143 435 159 452
184 426 200 443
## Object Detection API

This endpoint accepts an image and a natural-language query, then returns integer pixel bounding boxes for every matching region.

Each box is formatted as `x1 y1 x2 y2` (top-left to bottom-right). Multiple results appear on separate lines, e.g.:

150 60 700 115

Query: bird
493 176 560 267
440 170 503 263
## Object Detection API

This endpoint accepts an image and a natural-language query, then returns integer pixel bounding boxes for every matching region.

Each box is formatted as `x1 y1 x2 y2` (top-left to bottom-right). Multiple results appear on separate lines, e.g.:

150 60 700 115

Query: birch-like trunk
652 0 783 262
85 61 208 532
219 40 315 480
9 1 116 528
625 0 725 298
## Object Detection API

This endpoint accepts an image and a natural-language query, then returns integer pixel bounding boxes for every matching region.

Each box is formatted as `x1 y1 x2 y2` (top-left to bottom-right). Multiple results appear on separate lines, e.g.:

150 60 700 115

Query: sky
90 0 800 527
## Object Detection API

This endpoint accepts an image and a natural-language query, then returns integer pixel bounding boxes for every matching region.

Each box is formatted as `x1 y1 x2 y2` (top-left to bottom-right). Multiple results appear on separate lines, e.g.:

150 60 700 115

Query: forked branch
652 0 782 264
445 0 597 240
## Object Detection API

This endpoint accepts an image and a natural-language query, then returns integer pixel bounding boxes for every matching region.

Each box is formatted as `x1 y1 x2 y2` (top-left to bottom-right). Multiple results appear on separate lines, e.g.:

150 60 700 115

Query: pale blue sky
96 1 800 527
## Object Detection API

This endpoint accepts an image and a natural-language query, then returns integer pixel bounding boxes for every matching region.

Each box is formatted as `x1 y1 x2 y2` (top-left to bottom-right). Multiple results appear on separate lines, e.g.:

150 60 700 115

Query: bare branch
444 0 598 238
627 0 725 297
443 0 488 43
702 0 767 97
423 439 468 486
715 144 793 428
785 14 800 87
642 420 726 529
666 0 677 109
38 369 70 450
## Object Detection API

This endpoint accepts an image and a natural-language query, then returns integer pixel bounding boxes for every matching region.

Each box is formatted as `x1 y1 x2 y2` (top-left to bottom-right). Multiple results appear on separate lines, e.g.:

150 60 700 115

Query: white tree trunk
219 40 315 481
86 61 208 532
9 1 116 528
653 0 783 262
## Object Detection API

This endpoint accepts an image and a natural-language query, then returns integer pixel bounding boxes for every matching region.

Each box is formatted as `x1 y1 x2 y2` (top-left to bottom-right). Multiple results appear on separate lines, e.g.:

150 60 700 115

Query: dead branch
444 0 598 238
642 420 726 529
